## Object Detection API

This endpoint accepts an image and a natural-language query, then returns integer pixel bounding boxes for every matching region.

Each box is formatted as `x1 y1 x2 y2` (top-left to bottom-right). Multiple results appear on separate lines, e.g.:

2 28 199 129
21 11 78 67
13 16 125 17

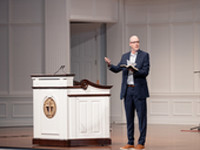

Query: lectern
31 74 112 146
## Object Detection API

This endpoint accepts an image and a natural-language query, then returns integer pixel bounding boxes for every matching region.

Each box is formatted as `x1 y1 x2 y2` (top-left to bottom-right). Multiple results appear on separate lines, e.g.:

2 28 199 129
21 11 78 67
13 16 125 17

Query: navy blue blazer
110 49 150 100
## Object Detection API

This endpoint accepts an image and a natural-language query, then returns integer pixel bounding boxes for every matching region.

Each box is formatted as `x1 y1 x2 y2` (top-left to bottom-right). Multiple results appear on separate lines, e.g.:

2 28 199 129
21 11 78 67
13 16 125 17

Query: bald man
105 35 150 150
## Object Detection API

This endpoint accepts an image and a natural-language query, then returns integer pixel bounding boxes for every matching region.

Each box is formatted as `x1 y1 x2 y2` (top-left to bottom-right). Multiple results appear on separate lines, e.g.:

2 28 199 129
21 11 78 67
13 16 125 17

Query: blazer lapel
135 49 141 68
126 52 131 64
123 52 131 76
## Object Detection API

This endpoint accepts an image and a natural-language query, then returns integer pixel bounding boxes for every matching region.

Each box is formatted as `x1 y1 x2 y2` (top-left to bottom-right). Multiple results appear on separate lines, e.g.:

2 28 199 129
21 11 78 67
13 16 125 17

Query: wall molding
12 102 33 118
0 103 7 118
149 100 169 116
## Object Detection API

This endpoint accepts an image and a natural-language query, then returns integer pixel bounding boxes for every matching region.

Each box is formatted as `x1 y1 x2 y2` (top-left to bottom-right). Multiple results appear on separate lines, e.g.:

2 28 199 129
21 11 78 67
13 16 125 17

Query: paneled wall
1 0 200 126
107 0 200 124
0 0 44 126
0 0 119 127
0 0 71 127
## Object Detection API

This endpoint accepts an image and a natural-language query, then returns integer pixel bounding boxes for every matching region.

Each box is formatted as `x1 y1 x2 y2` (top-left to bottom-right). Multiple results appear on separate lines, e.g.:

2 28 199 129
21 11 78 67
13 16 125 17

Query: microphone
54 65 66 75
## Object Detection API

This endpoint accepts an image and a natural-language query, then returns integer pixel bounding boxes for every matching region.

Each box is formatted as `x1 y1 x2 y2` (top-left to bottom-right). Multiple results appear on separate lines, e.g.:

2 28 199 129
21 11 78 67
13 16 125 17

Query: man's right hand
104 57 111 67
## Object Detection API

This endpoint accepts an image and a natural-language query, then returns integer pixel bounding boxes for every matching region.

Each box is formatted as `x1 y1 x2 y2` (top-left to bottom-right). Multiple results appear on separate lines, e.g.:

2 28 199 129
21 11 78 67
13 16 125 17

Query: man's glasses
130 41 140 44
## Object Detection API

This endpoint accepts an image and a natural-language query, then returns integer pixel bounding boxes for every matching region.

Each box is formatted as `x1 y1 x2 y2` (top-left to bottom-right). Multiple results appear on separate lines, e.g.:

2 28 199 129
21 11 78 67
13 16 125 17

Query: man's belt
127 85 135 87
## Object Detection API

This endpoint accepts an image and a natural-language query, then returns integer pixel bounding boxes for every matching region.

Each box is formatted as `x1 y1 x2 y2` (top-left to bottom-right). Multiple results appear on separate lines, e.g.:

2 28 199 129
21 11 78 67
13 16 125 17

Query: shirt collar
130 51 138 56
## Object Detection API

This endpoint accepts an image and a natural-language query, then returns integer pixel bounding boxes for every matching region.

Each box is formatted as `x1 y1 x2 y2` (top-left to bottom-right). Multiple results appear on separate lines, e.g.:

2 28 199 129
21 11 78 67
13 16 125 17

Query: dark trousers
124 86 147 145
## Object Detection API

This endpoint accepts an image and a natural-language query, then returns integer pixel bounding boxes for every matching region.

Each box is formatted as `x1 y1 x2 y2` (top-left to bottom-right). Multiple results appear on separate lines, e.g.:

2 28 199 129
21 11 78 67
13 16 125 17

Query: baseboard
33 138 112 147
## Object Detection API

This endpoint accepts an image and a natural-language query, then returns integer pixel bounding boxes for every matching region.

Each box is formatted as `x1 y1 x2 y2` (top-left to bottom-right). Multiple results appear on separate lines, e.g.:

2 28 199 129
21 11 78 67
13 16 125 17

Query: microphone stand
190 71 200 131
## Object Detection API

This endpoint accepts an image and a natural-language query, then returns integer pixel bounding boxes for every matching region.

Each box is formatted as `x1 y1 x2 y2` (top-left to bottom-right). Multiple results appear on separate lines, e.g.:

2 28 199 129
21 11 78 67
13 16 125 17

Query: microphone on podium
54 65 66 75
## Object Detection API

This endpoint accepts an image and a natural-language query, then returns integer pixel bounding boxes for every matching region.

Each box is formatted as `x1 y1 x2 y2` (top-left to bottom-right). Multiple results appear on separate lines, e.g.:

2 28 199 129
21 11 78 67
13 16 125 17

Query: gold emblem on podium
43 97 56 119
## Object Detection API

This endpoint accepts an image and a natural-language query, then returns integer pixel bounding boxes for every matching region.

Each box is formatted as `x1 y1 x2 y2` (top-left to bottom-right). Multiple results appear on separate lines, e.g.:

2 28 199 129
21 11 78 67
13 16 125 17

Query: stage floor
0 124 200 150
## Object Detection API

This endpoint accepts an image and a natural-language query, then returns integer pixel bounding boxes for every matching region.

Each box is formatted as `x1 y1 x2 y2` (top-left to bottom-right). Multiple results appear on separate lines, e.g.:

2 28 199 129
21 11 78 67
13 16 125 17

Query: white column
44 0 70 74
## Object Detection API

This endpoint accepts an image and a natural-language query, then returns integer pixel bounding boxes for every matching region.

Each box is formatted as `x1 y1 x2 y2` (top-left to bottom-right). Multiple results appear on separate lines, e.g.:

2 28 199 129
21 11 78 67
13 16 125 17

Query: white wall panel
0 0 8 23
171 23 194 92
150 25 170 92
70 0 118 22
0 103 7 118
70 0 93 19
0 26 9 94
12 102 33 118
195 24 200 70
148 95 200 124
197 101 200 116
169 0 194 23
148 2 169 24
194 0 200 22
172 101 193 116
125 0 147 24
0 0 44 127
150 100 169 116
10 25 43 94
95 0 118 21
0 96 33 127
10 0 43 23
194 23 200 92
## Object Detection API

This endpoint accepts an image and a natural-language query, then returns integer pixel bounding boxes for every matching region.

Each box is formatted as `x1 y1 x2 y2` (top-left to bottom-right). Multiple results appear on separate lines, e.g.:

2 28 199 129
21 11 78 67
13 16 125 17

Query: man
105 35 150 150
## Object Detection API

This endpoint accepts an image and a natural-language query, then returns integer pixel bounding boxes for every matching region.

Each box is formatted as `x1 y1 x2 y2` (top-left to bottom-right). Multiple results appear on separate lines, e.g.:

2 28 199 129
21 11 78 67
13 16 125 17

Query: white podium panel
68 96 110 139
31 74 112 147
33 89 68 139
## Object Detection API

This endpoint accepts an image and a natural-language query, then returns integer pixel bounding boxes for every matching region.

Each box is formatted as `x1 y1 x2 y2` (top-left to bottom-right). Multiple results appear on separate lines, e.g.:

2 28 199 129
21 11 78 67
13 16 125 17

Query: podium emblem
43 97 56 119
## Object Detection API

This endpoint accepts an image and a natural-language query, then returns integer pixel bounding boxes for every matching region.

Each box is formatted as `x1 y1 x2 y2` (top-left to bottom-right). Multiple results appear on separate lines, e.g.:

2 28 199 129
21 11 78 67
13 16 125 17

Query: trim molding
31 74 75 77
76 79 112 90
32 79 112 90
33 138 111 147
32 86 70 89
68 94 111 97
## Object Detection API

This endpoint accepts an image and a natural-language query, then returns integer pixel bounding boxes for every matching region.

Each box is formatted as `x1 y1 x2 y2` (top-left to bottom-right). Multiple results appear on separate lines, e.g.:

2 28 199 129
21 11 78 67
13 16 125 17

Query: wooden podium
31 74 112 147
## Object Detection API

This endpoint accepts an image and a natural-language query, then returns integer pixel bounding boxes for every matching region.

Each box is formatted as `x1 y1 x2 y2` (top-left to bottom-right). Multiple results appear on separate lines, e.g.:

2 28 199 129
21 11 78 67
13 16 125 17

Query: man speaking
105 35 150 150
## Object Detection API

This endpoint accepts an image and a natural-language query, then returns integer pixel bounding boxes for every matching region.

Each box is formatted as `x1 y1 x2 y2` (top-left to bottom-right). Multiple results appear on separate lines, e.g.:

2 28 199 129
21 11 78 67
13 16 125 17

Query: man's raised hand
104 57 111 66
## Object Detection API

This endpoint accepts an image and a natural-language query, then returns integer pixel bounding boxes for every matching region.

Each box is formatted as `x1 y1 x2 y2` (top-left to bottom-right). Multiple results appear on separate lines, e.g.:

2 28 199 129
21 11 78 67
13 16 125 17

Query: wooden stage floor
0 124 200 150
